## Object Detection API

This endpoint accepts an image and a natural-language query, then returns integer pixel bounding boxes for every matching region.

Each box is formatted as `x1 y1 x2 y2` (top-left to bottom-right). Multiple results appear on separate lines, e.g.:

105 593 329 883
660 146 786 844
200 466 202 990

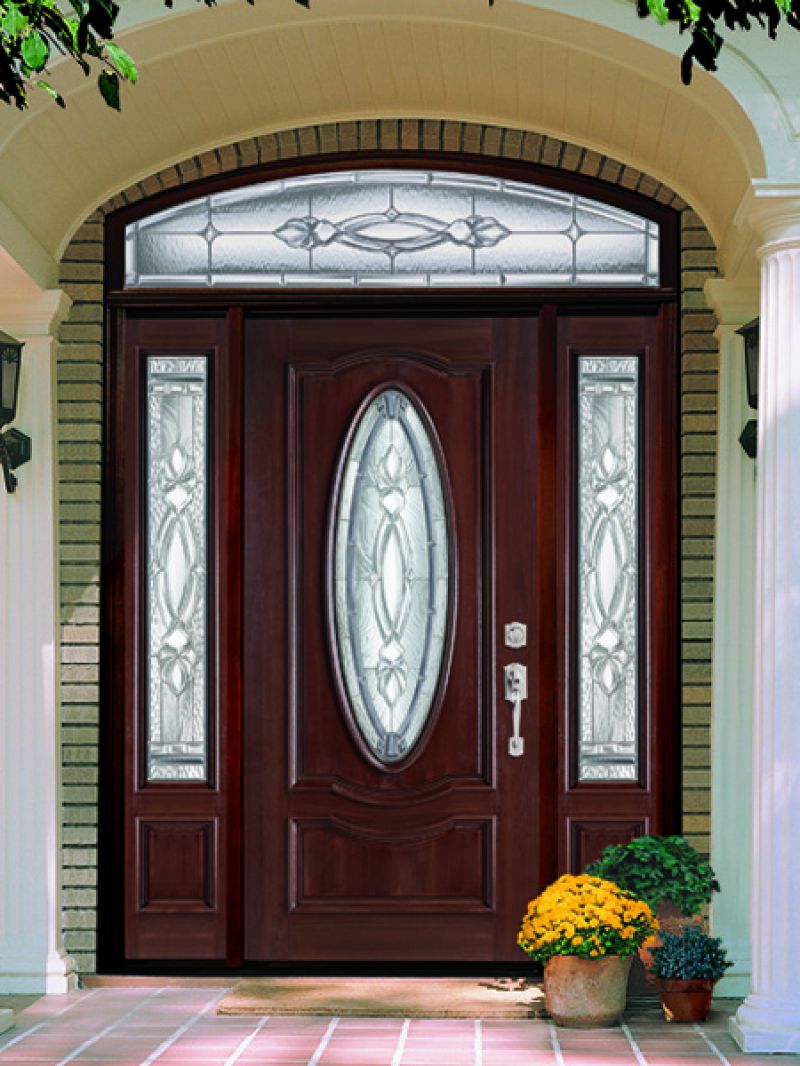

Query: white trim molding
729 187 800 1053
704 278 757 1000
0 290 77 993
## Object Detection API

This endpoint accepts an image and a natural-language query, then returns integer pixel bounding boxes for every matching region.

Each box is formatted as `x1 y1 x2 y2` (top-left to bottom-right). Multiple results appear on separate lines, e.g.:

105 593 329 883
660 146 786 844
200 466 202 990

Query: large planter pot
544 954 632 1028
656 978 714 1023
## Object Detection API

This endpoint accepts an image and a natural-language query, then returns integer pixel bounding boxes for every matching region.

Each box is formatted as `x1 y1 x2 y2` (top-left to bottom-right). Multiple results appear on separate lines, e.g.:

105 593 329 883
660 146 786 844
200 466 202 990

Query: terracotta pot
656 978 714 1022
638 902 705 984
544 954 632 1028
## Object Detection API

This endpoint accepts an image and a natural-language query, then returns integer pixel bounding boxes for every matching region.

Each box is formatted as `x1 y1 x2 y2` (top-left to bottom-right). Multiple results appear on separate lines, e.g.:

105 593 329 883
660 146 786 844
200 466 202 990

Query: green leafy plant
636 0 800 83
649 924 733 981
585 835 720 917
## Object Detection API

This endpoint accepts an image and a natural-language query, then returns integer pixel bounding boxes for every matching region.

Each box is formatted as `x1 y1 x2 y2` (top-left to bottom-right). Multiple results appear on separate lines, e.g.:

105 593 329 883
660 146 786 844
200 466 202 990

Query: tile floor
0 989 797 1066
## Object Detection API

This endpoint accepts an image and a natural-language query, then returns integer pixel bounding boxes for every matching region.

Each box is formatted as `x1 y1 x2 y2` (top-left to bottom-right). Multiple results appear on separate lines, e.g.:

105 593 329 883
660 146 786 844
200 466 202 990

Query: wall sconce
0 331 32 493
736 318 759 459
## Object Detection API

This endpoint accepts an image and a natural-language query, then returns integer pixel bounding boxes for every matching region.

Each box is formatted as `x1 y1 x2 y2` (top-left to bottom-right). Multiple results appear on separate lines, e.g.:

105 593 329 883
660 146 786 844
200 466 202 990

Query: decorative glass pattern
125 170 660 288
146 357 208 781
577 357 639 781
333 389 450 764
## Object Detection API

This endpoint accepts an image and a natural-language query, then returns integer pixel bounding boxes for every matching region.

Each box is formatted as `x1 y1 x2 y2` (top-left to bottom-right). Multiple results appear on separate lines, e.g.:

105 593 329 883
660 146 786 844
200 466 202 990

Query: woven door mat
217 977 545 1018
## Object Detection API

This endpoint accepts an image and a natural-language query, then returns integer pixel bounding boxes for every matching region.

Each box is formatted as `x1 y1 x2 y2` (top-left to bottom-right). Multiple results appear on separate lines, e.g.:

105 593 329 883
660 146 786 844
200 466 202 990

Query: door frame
99 151 681 974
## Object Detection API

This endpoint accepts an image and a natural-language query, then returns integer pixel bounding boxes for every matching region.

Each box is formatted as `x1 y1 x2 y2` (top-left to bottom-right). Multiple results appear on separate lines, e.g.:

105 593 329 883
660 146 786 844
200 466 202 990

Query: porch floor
0 989 796 1065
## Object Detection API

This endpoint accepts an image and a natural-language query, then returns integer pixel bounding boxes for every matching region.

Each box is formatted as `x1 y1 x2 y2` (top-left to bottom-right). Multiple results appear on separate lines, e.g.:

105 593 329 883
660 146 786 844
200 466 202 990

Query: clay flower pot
638 901 705 985
656 978 714 1022
544 955 633 1028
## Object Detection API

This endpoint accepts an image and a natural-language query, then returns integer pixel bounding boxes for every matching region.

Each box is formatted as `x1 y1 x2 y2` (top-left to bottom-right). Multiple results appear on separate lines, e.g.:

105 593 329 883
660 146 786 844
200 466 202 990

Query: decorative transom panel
124 169 660 288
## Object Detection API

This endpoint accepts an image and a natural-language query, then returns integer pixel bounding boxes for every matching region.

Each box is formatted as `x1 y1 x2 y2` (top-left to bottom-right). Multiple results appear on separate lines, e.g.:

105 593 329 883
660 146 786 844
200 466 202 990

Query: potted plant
586 835 720 919
586 835 720 986
649 925 732 1022
518 873 658 1028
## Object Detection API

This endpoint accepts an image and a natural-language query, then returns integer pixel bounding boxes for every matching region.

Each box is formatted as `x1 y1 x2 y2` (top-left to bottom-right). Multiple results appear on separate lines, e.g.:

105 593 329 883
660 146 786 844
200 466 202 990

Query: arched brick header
56 119 718 976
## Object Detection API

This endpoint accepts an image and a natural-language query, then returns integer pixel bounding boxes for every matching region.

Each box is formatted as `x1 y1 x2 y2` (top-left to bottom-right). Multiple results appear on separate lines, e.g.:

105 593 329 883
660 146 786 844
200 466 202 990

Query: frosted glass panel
577 357 639 781
333 389 450 763
125 170 660 288
146 358 208 781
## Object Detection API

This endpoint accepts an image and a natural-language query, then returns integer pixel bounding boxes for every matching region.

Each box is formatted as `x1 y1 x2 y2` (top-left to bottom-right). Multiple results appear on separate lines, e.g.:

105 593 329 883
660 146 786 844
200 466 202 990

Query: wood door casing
242 317 545 962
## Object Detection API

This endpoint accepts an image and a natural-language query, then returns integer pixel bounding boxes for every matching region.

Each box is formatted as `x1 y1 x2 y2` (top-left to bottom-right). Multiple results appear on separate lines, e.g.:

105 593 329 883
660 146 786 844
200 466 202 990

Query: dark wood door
108 306 677 968
242 317 549 962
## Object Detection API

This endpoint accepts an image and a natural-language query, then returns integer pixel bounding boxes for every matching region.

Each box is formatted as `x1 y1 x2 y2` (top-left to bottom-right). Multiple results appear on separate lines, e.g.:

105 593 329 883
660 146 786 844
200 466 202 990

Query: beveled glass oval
332 388 450 764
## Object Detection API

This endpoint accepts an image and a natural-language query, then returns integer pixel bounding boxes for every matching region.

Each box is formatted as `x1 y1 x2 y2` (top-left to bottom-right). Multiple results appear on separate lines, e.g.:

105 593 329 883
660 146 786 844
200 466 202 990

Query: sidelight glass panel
146 357 208 781
577 357 639 781
124 170 660 288
332 389 450 764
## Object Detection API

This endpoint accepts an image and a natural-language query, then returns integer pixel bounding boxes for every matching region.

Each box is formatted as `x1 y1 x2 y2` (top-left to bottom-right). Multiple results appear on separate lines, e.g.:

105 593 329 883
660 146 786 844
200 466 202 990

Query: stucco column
0 290 76 993
730 185 800 1053
704 279 757 1000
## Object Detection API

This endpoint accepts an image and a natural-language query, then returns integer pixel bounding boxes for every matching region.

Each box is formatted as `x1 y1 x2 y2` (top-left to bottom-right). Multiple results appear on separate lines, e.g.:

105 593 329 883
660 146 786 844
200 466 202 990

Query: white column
704 279 757 1000
0 290 77 993
730 185 800 1053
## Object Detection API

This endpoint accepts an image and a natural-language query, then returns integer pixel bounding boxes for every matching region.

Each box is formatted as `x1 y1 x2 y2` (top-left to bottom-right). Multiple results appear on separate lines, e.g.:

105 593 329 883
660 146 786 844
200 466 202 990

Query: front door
242 316 545 963
109 305 677 968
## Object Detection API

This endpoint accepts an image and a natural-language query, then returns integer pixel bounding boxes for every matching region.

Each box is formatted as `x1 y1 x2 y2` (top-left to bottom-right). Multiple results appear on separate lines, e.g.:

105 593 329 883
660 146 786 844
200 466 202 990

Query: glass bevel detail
577 357 639 781
333 389 450 764
146 357 208 781
124 170 660 288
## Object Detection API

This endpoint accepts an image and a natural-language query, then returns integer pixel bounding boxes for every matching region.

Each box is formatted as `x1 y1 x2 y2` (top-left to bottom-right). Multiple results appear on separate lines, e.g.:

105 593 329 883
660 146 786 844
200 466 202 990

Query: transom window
124 169 661 289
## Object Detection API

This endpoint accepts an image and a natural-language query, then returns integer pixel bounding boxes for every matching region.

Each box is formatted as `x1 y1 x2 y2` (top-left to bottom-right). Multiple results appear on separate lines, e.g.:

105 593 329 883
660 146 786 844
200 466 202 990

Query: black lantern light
0 331 32 493
736 318 759 459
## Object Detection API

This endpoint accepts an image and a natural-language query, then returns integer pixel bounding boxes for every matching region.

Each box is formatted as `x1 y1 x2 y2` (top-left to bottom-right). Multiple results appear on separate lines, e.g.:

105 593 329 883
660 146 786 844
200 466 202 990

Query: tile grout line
307 1017 339 1066
139 989 229 1066
620 1020 649 1065
55 989 164 1066
0 990 100 1055
547 1020 565 1066
473 1018 482 1066
391 1018 410 1066
221 1012 270 1066
692 1022 732 1065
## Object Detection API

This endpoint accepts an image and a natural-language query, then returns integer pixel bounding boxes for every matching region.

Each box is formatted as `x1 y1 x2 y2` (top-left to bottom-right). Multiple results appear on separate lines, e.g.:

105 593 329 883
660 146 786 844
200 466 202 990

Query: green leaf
646 0 670 25
21 30 49 72
683 0 701 22
1 4 28 36
105 41 137 83
36 78 65 107
97 67 119 108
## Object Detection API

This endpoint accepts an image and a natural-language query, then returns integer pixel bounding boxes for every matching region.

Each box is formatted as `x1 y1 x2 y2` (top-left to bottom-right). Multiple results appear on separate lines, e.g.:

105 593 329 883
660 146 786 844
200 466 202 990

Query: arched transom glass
332 389 450 765
124 169 660 288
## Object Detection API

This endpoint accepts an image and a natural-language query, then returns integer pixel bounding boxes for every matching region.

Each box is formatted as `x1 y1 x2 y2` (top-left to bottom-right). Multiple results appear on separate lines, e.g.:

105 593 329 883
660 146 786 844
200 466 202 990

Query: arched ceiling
0 0 771 291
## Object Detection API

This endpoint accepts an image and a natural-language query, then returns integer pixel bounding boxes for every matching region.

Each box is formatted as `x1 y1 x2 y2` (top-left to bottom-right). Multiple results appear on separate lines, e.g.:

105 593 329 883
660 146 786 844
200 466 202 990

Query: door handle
504 662 527 757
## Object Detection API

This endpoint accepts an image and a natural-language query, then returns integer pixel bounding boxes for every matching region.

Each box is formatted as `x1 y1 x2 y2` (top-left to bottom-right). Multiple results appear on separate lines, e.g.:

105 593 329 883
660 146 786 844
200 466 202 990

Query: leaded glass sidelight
146 357 208 781
332 389 450 764
577 357 639 781
124 170 660 288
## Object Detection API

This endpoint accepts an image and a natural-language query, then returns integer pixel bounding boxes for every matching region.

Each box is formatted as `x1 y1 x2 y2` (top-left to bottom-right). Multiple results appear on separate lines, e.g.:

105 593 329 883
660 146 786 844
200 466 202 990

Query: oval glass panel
332 388 450 764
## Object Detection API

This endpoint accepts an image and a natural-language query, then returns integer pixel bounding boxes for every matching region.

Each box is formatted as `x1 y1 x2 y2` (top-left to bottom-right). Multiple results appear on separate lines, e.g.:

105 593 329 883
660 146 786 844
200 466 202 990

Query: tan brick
62 889 97 907
619 166 640 190
541 137 561 166
482 126 503 157
378 119 400 150
62 684 100 704
63 746 99 764
338 121 359 152
502 128 524 158
400 119 419 151
521 131 544 161
560 143 582 172
579 150 603 177
422 120 443 151
63 786 98 806
62 665 99 683
599 159 622 183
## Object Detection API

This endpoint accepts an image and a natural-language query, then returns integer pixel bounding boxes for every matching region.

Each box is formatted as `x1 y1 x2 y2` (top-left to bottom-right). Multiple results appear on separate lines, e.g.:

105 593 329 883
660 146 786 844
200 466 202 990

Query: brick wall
56 119 718 976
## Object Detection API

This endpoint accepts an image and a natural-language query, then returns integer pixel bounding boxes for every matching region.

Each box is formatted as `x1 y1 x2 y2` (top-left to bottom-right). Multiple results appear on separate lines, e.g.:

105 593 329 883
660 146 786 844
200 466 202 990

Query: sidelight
577 357 639 781
145 357 209 781
331 388 451 764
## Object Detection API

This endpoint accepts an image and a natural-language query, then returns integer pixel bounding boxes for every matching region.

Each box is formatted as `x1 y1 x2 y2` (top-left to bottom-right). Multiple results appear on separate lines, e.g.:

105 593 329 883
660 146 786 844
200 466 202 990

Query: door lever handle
504 662 527 757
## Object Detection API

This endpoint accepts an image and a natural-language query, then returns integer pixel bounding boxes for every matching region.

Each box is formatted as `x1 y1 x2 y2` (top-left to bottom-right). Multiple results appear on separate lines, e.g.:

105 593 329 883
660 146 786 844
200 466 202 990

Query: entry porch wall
55 118 719 977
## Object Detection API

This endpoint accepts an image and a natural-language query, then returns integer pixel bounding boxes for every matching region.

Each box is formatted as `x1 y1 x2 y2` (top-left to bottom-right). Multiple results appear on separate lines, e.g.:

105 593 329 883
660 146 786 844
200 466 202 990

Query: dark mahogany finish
101 152 680 972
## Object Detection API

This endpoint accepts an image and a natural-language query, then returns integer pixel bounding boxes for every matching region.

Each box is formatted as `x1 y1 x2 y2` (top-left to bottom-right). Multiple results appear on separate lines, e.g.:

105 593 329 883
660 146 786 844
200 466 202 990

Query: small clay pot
656 978 715 1022
638 902 705 984
544 954 632 1028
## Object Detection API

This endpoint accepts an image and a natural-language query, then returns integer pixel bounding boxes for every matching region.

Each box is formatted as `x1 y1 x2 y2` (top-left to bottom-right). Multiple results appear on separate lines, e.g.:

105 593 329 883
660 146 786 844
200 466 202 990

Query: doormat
217 977 545 1018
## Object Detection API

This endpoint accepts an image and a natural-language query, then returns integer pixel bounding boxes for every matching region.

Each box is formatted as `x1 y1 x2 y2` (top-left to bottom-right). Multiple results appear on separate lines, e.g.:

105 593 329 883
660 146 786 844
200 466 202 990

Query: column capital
704 278 758 328
0 289 72 341
736 180 800 255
